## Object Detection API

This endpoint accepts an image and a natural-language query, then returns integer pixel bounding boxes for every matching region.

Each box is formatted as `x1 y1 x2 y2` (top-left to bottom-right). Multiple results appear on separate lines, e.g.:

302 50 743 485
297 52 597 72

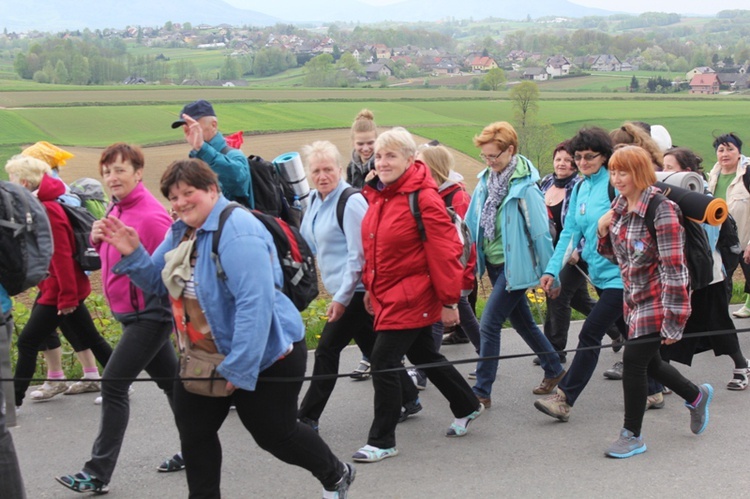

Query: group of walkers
2 99 750 498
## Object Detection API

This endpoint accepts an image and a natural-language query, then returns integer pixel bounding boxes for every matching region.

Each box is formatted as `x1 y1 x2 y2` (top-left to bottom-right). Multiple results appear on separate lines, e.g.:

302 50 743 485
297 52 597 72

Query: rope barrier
5 326 750 384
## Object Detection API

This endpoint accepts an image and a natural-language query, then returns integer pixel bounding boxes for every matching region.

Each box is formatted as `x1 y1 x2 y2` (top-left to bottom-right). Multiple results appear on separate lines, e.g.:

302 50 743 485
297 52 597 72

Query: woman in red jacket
6 155 111 409
352 128 483 464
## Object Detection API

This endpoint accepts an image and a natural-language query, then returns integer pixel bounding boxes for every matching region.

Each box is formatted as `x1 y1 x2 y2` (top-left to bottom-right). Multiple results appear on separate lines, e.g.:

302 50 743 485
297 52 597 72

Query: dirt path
57 128 485 208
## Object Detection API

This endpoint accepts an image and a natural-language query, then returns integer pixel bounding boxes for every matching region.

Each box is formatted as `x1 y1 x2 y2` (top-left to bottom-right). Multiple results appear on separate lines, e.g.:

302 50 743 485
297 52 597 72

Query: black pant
14 300 112 406
622 333 700 437
299 293 417 422
174 340 343 498
367 326 479 449
543 261 622 354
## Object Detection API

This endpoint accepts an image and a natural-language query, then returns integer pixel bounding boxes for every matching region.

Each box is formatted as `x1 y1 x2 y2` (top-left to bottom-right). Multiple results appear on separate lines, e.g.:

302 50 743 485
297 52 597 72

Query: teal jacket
544 166 623 290
465 155 554 291
190 132 254 208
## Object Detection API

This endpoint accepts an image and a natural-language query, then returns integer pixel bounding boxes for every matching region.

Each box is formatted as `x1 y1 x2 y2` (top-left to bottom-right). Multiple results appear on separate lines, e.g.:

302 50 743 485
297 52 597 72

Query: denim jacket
301 179 367 306
114 196 304 391
465 155 555 291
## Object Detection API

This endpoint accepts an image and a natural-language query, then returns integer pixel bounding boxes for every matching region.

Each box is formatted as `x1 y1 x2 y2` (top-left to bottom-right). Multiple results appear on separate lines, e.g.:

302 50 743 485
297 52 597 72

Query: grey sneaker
323 463 356 499
605 428 647 458
603 361 624 380
29 381 69 401
686 384 714 435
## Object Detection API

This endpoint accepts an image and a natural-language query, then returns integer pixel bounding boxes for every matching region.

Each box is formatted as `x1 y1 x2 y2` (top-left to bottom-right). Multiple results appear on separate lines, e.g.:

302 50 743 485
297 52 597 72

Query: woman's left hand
441 307 460 327
100 216 141 256
743 243 750 264
225 380 236 395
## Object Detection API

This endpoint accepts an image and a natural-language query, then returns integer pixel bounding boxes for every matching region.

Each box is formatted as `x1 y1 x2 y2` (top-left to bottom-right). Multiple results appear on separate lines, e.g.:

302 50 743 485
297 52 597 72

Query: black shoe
300 417 319 432
559 353 567 364
532 356 541 366
398 398 423 423
442 332 470 345
612 335 625 353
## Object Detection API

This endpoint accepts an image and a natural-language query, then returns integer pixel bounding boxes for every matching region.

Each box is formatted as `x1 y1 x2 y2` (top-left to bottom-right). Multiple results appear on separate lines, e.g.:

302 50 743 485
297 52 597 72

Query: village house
545 55 571 77
471 56 498 73
365 62 393 80
523 67 549 81
689 73 721 94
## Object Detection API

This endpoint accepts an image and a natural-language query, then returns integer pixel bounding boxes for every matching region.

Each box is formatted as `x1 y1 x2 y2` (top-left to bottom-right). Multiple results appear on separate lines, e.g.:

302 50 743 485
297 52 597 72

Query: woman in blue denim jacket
464 122 565 409
95 159 355 499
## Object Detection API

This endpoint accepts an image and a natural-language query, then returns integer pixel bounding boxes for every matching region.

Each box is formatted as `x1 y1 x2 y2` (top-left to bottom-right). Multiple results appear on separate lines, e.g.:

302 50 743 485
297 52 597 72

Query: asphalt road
11 310 750 498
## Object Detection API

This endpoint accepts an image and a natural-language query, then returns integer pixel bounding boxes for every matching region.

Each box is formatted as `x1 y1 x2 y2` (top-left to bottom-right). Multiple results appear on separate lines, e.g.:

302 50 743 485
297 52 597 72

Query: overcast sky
225 0 749 16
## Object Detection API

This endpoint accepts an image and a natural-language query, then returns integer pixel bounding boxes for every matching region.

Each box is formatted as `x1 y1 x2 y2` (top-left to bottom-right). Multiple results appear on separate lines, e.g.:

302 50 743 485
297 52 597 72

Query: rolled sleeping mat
655 181 727 226
273 152 311 209
655 171 705 192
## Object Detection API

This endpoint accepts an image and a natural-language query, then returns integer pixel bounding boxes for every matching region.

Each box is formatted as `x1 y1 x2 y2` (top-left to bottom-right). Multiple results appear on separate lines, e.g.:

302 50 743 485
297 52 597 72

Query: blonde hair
301 141 343 174
610 123 664 168
418 145 454 185
351 109 377 137
473 121 518 153
5 154 52 189
609 145 657 191
375 127 416 159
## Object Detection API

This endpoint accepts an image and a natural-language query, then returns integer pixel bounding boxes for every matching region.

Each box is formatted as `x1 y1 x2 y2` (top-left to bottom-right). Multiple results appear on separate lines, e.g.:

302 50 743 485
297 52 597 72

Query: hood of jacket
35 173 66 202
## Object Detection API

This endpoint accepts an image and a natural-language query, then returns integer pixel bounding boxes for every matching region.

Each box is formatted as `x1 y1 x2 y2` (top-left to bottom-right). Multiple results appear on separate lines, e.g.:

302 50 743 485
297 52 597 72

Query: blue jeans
0 314 26 499
473 263 564 399
83 319 177 484
558 287 624 406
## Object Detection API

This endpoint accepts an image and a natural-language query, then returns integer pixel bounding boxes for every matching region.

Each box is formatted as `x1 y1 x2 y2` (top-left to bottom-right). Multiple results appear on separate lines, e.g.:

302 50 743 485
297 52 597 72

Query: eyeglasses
480 151 504 163
574 153 602 163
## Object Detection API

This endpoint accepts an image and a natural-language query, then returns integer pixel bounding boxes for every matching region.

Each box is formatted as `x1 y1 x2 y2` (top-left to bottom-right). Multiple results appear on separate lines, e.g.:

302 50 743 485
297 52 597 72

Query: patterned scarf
479 155 517 241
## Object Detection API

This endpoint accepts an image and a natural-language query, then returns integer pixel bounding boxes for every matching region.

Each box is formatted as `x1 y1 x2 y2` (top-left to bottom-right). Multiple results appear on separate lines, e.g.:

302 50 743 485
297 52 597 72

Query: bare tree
509 81 539 128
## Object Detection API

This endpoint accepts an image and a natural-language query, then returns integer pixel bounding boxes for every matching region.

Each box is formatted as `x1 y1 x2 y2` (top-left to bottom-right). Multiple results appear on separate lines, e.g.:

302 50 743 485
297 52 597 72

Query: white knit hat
650 125 672 152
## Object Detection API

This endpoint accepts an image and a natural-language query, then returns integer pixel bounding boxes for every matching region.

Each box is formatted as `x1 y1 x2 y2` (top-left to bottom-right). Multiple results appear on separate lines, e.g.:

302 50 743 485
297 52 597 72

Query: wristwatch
443 303 458 310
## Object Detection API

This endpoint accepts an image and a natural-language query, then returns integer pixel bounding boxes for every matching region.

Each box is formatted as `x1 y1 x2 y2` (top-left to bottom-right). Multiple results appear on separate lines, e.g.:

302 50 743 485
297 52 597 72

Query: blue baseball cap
171 100 216 128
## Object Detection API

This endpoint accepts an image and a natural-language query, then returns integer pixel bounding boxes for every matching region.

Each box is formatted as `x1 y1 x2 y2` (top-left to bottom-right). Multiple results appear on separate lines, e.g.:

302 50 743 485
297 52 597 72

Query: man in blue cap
172 100 254 207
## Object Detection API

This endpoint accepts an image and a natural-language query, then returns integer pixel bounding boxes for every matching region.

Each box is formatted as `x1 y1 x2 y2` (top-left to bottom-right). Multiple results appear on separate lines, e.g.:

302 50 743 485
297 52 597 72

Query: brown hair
609 145 657 191
473 121 518 153
160 158 219 199
610 122 663 169
663 147 703 173
351 109 377 136
418 144 455 185
99 143 145 176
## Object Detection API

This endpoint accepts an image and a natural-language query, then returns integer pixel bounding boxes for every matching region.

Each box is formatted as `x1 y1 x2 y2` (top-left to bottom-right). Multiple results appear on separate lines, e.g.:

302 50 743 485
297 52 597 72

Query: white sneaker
732 306 750 318
94 385 135 405
29 381 69 401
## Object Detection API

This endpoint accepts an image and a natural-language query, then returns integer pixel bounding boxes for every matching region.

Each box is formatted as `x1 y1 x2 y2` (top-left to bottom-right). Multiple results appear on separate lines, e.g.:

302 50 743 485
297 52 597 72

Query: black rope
5 326 749 384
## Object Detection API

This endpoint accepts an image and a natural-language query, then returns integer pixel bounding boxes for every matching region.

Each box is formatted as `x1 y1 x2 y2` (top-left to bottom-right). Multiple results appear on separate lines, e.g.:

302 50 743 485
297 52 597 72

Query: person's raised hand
182 114 204 151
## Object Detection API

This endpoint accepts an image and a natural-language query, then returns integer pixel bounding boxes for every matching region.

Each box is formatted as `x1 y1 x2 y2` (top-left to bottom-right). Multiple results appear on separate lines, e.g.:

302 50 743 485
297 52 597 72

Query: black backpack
644 193 713 291
0 181 54 295
58 201 102 272
212 202 318 311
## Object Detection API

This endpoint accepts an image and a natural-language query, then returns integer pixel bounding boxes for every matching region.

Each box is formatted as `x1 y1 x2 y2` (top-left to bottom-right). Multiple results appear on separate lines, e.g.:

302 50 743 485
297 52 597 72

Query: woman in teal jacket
465 122 566 409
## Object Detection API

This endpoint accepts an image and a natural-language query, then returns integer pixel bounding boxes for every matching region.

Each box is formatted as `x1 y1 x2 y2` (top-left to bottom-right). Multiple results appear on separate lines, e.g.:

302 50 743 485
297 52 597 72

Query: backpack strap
336 187 359 233
443 185 462 209
408 190 427 242
212 202 245 280
644 193 667 241
608 182 615 202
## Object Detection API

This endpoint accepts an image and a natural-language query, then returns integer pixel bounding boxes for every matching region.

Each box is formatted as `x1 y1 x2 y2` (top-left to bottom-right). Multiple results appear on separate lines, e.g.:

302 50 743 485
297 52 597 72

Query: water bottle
292 195 302 211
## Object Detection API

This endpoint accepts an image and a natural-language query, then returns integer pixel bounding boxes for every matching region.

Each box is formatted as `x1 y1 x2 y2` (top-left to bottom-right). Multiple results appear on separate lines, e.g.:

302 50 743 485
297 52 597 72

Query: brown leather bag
179 341 231 398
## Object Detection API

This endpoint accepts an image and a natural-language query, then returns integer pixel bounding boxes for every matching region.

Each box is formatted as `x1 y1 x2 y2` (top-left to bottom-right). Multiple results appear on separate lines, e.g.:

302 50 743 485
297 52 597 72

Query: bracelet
443 303 458 310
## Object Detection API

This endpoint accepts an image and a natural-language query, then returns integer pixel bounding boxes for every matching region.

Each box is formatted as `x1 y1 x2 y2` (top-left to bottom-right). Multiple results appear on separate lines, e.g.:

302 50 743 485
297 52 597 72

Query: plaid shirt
597 186 691 341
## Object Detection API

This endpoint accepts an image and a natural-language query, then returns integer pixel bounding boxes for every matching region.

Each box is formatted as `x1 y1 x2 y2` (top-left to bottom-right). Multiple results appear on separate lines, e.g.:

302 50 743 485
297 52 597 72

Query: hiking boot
475 392 491 409
323 463 356 499
534 388 571 422
408 368 428 390
603 361 624 380
29 381 68 401
446 403 485 437
442 332 470 345
55 471 109 494
686 384 713 435
65 380 101 395
352 445 399 463
398 398 423 423
604 428 647 459
532 369 567 395
646 391 665 410
350 360 371 381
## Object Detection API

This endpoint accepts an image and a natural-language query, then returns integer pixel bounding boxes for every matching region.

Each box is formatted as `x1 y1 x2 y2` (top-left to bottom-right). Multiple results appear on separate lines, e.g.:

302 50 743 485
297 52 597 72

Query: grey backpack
0 181 54 295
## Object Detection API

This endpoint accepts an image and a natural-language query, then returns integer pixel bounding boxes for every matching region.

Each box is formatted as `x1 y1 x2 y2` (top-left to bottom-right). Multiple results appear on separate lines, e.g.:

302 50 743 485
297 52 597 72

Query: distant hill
2 0 280 32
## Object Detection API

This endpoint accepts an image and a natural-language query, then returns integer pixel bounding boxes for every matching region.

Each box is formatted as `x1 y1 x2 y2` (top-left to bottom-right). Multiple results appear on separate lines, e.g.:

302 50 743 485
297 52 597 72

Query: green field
1 87 749 179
